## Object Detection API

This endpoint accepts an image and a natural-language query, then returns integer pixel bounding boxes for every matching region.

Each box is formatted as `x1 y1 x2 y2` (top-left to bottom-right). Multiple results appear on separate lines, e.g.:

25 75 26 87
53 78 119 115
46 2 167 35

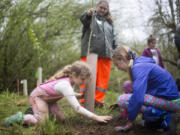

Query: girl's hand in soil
92 115 112 123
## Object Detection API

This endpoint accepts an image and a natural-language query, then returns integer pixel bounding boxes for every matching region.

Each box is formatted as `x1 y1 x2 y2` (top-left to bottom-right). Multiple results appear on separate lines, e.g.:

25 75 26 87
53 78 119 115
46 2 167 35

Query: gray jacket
80 11 118 58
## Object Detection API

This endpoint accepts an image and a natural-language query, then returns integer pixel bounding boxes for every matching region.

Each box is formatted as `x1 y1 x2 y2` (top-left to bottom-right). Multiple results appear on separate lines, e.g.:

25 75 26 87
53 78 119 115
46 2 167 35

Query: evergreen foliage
0 0 90 92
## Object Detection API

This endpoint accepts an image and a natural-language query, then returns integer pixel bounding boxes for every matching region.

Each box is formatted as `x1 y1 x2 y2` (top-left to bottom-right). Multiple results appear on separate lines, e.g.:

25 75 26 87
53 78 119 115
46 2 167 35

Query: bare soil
68 118 167 135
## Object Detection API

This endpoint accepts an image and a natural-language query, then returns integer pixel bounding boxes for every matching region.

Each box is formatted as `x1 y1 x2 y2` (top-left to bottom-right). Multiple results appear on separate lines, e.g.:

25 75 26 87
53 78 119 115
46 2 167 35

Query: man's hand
87 8 95 16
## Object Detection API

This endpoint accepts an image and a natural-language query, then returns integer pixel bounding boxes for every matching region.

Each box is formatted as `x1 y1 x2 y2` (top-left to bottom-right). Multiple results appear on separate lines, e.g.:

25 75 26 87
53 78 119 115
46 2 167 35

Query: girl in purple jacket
142 35 164 68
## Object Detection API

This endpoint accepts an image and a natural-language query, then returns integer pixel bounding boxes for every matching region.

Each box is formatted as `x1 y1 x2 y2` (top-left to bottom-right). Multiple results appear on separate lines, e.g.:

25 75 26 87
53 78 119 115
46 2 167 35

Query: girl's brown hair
48 61 91 81
97 0 113 24
147 35 156 44
112 46 135 81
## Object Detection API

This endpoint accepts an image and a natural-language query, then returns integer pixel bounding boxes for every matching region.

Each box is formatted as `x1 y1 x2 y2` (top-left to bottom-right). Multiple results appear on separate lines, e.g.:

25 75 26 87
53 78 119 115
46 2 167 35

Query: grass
0 89 180 135
0 90 119 135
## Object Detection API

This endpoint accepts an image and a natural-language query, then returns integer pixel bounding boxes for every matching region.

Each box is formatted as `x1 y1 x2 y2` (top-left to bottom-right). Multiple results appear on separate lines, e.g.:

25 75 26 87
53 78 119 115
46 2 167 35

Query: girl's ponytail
48 61 91 81
112 46 136 82
127 50 136 81
48 65 72 81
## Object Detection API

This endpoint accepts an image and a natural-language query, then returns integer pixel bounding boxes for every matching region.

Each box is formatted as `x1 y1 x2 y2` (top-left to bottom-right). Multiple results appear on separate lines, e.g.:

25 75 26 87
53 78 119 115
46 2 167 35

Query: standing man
79 0 118 107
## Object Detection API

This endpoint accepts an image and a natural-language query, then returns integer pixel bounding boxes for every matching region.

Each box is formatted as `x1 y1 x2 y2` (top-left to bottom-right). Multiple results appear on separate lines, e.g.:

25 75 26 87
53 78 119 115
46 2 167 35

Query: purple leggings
118 94 180 113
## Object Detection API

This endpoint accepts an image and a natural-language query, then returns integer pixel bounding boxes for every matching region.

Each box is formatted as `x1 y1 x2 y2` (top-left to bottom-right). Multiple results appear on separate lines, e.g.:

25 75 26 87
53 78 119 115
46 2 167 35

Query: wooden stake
84 53 97 112
16 99 29 105
0 126 8 130
0 126 19 133
84 0 96 112
21 80 28 96
16 79 20 96
37 67 42 86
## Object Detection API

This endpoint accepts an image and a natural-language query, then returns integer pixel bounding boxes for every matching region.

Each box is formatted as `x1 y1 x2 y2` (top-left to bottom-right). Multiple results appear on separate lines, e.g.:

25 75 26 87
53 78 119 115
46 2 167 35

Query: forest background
0 0 180 95
0 0 180 135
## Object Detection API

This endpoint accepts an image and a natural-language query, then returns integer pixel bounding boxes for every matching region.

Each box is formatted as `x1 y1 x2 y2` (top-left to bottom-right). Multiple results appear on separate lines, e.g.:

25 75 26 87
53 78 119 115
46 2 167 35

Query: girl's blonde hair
112 46 136 81
48 61 91 81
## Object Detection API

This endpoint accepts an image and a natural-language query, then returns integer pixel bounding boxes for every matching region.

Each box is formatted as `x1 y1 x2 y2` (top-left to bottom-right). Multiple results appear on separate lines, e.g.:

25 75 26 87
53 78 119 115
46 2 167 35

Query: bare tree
176 0 180 23
147 0 180 76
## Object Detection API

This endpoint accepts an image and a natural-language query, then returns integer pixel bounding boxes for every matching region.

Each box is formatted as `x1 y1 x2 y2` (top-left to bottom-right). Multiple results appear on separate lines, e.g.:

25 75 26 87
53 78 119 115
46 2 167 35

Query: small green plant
35 118 64 135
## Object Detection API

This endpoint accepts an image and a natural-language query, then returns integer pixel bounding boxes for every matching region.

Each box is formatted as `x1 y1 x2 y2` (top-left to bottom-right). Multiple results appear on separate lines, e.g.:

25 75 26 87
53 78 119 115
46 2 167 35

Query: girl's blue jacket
128 56 180 121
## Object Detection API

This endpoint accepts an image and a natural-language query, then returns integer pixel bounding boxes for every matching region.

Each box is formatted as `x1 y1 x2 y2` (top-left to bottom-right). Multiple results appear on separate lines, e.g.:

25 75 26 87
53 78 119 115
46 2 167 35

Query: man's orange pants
79 56 111 104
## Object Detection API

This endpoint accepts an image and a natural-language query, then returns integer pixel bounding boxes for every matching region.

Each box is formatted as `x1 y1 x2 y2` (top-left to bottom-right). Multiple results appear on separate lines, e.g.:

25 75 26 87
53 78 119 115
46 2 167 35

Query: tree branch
163 58 177 67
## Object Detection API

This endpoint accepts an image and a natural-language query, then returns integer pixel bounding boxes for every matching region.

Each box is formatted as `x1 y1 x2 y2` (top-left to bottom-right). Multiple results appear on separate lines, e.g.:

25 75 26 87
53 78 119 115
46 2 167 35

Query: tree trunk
176 0 180 24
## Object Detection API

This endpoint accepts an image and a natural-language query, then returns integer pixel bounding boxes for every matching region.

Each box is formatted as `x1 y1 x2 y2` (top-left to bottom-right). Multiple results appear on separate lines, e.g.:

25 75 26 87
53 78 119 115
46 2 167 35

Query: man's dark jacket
80 11 118 58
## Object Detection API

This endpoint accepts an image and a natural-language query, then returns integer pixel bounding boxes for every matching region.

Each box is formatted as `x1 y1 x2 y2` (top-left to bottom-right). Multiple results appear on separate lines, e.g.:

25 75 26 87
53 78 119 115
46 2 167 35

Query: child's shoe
24 107 33 115
162 113 180 135
3 112 24 127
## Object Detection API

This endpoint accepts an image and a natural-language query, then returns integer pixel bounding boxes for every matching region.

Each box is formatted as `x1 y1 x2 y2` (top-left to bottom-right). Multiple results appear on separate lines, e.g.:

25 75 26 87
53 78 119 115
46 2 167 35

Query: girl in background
142 35 164 68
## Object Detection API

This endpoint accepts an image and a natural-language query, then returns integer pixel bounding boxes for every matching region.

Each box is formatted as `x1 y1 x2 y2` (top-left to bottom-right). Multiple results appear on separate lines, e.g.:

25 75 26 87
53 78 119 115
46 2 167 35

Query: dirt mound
70 119 163 135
